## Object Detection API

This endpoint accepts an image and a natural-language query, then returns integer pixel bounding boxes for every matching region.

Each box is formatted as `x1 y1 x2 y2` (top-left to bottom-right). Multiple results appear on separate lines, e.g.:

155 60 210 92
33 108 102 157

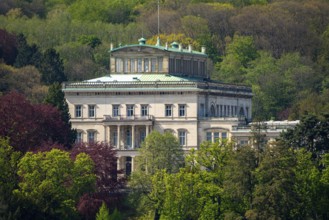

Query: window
113 131 118 147
76 131 83 143
137 58 142 72
124 59 129 72
222 132 227 140
158 57 163 72
200 103 205 117
165 104 172 117
220 105 223 117
130 58 135 72
141 105 148 116
140 131 146 145
88 131 95 143
206 132 212 141
144 58 149 72
75 105 82 118
213 132 219 141
151 58 156 72
127 105 134 116
116 58 123 72
88 105 95 118
126 129 132 148
179 130 186 146
113 105 120 116
179 104 186 117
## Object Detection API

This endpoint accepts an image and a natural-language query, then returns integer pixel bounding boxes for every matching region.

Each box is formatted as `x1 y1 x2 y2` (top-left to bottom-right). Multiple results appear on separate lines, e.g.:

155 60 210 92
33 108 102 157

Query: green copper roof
86 74 203 83
109 43 207 57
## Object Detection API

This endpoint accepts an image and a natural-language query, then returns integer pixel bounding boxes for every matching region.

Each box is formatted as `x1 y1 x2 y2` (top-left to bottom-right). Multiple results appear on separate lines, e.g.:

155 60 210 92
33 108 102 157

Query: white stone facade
63 39 253 174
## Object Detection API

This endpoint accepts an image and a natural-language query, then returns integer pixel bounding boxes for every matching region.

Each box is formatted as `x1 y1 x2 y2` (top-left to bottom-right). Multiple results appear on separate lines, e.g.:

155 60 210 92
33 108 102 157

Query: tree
222 146 257 218
71 142 125 219
96 202 110 220
0 29 17 65
44 82 76 145
213 34 258 83
0 92 74 152
39 48 67 84
280 113 329 160
0 137 21 219
136 130 184 175
248 142 300 219
13 149 96 219
14 33 41 68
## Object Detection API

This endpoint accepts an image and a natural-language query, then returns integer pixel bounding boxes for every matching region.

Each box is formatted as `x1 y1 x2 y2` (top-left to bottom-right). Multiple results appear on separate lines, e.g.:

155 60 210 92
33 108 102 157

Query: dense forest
1 0 329 119
1 0 329 219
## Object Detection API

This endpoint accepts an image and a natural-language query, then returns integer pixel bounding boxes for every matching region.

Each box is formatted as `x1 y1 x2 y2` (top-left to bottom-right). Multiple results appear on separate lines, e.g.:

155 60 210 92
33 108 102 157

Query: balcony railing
103 114 154 121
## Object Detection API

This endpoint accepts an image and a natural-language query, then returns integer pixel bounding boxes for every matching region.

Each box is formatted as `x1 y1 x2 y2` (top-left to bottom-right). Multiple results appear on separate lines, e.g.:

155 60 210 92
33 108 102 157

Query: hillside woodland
1 0 329 119
1 1 329 219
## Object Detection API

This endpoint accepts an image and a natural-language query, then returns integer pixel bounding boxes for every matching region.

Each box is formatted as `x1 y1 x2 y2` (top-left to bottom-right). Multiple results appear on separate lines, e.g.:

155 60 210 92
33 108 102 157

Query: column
117 125 121 149
117 157 121 170
146 125 149 136
131 156 135 172
108 126 111 145
103 125 107 143
132 125 135 149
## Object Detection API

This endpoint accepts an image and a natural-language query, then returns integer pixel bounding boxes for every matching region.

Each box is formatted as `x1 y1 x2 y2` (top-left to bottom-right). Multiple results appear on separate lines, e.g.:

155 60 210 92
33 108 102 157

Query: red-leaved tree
71 142 126 219
0 92 73 152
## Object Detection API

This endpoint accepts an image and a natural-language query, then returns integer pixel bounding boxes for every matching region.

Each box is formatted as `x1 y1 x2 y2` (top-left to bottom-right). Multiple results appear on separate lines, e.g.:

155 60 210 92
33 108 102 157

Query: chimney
201 46 206 54
188 45 192 52
138 37 146 45
156 37 161 46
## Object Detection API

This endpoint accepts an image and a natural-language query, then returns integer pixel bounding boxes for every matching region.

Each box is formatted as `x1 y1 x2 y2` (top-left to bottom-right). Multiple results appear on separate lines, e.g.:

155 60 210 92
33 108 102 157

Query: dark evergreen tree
281 114 329 161
39 48 67 85
44 82 76 146
14 33 41 68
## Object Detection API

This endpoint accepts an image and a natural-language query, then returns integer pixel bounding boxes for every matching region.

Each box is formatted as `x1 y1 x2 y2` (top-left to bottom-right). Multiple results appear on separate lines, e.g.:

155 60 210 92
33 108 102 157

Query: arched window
210 105 216 117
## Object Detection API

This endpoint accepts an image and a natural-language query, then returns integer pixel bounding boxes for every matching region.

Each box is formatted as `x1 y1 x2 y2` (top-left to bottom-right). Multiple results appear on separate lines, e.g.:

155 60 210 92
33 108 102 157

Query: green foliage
136 130 184 174
96 202 110 220
251 143 300 219
78 34 102 49
213 34 258 83
0 137 21 219
14 149 96 219
39 48 67 84
44 82 76 145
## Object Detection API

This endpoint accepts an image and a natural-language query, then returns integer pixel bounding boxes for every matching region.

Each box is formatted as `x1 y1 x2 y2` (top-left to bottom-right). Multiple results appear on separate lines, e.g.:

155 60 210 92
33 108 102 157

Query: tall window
199 103 205 117
137 58 142 72
214 132 220 142
140 131 146 145
127 105 134 116
206 132 212 141
88 131 95 143
222 132 227 140
76 131 83 143
165 104 172 117
141 105 148 116
151 58 156 72
124 59 129 72
179 130 186 146
113 105 120 116
126 129 132 148
75 105 82 118
88 105 95 118
158 57 163 72
116 58 123 72
113 131 118 147
144 58 149 72
130 58 135 72
179 104 186 117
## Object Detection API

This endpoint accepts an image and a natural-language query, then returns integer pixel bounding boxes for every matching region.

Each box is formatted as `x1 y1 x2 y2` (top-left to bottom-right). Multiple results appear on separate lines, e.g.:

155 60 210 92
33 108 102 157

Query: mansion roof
62 74 252 97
